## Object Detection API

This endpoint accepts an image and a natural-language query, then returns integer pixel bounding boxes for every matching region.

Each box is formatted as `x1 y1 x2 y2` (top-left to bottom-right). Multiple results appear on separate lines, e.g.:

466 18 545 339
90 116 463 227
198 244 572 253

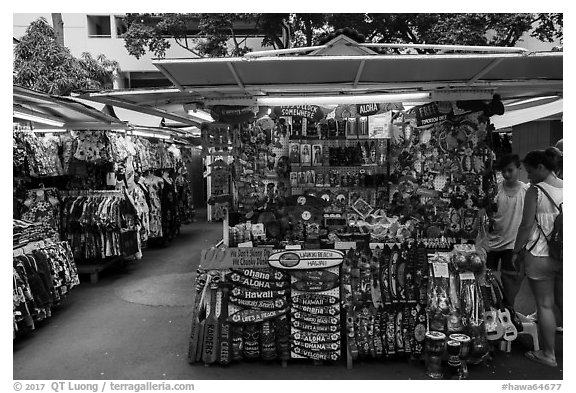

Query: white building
13 13 270 89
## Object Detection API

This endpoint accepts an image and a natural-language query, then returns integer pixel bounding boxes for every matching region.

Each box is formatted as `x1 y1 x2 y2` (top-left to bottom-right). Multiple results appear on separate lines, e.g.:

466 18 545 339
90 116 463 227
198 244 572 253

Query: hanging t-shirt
486 181 528 251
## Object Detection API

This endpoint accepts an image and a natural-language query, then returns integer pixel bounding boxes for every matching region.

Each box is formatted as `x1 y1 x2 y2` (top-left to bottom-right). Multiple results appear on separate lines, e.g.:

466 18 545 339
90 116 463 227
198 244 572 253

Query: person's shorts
486 249 517 274
524 252 563 281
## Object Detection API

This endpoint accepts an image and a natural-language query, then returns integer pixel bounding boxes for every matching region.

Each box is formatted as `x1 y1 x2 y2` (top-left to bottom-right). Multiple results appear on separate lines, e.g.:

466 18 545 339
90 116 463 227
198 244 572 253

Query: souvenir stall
77 37 561 376
186 101 522 375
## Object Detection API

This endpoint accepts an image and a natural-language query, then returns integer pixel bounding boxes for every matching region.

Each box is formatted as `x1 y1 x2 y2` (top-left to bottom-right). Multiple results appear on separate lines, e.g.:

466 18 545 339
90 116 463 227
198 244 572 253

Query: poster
312 144 323 167
300 144 312 166
289 143 300 164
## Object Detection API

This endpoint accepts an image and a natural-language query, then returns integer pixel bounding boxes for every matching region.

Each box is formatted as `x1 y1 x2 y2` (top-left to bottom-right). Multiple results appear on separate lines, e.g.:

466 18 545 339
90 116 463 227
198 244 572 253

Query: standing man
486 154 529 306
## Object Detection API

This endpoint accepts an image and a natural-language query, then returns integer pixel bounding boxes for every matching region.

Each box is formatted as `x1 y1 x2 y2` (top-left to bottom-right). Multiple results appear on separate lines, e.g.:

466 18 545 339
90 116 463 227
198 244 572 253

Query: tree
51 13 64 46
121 13 562 59
13 17 119 96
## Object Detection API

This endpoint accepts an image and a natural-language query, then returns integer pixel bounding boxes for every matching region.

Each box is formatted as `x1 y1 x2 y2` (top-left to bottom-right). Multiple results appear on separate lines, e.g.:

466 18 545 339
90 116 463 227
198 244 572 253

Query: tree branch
230 27 240 50
174 37 203 57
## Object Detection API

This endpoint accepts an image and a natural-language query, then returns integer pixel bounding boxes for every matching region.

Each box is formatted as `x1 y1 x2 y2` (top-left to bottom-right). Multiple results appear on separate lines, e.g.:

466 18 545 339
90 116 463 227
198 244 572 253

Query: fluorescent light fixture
255 92 432 106
32 129 68 134
13 110 65 128
183 104 215 122
187 111 214 123
431 90 493 102
130 129 172 140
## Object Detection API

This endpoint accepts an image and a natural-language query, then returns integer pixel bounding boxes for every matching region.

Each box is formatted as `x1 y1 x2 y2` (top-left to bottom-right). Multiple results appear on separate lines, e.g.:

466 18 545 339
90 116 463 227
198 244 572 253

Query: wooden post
205 155 212 222
223 207 229 247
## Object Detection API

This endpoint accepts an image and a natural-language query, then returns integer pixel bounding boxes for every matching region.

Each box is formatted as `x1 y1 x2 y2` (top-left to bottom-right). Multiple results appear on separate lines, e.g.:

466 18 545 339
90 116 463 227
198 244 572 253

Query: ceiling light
129 129 172 140
255 92 432 106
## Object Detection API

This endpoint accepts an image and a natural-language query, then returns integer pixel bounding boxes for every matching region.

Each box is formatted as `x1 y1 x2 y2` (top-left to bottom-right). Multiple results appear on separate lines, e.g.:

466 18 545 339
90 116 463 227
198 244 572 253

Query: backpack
535 185 563 261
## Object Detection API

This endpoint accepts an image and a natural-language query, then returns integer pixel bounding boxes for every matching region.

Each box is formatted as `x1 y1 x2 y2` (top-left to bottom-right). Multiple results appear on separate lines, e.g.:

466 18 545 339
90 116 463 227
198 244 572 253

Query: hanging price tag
432 262 450 278
459 272 475 280
285 244 302 250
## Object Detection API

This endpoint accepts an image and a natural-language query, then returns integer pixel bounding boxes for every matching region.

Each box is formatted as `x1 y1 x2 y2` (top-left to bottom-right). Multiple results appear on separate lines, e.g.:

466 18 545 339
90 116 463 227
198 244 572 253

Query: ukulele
480 285 504 341
489 273 518 342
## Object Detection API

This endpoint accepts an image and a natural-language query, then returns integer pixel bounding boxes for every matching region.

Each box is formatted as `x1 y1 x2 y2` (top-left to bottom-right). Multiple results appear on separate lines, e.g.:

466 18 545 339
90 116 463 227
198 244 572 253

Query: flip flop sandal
525 350 557 367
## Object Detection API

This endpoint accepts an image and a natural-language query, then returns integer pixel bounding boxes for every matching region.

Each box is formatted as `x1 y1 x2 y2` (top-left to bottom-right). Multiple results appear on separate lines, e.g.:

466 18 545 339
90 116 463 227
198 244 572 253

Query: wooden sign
229 296 288 311
230 287 288 300
292 311 339 326
292 340 340 352
292 294 339 306
292 279 339 292
268 250 344 270
290 270 339 283
227 308 288 324
291 303 340 316
230 268 288 282
292 346 340 361
226 272 289 290
293 319 339 333
292 331 340 343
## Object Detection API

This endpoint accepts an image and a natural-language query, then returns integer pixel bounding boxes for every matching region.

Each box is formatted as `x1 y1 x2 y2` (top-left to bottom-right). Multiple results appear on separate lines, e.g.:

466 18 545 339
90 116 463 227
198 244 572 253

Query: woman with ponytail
512 149 563 367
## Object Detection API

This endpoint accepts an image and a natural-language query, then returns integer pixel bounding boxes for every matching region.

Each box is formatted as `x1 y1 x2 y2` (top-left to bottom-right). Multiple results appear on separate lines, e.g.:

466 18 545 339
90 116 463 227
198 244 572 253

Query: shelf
290 165 381 169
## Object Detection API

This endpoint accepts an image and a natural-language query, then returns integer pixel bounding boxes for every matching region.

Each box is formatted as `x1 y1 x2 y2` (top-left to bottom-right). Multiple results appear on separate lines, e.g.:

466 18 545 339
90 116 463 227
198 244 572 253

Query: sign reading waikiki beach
268 249 344 270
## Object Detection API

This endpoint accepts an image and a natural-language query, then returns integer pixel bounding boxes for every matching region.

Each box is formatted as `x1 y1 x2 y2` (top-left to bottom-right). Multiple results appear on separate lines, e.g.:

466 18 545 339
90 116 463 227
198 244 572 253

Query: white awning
152 52 562 103
491 97 563 130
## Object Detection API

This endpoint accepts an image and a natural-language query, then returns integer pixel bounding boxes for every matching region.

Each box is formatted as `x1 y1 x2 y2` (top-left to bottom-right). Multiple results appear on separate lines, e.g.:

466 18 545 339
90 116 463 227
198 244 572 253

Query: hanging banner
273 105 325 122
210 106 257 123
414 103 450 127
357 103 380 117
368 112 392 139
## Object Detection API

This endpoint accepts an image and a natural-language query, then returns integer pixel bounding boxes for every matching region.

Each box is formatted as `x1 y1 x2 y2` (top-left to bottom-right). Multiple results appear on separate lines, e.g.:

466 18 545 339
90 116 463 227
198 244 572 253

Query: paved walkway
13 212 562 380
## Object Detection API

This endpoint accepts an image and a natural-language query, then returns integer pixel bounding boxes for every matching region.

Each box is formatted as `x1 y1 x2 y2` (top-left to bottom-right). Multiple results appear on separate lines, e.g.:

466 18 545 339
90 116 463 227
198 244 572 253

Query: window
115 16 128 38
87 15 111 38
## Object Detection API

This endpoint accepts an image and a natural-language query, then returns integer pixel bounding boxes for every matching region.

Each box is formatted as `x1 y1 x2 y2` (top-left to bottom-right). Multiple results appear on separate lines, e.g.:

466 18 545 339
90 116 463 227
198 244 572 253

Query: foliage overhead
121 13 562 59
13 18 119 96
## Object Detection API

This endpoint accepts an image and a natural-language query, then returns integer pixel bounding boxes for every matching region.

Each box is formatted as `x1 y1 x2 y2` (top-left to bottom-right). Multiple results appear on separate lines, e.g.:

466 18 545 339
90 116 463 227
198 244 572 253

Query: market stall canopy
151 51 562 106
76 87 208 127
14 85 129 130
78 40 562 117
491 96 563 130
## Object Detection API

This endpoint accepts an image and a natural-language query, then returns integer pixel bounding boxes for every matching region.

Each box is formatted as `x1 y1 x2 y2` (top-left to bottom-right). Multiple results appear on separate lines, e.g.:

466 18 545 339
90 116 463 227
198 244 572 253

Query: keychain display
188 268 290 365
340 242 429 361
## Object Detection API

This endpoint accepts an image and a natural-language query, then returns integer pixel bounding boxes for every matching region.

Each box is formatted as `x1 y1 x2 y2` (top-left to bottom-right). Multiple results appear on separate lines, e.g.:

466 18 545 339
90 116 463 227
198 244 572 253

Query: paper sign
285 244 302 250
459 272 475 280
369 112 391 139
432 262 450 278
334 241 357 250
200 247 273 269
